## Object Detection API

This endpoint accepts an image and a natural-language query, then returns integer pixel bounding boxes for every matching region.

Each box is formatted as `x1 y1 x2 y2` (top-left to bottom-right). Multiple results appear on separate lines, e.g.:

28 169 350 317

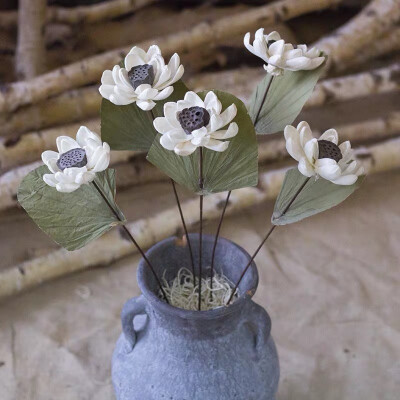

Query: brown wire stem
170 178 196 281
198 147 204 311
227 177 311 304
210 190 231 290
253 76 274 125
92 180 169 303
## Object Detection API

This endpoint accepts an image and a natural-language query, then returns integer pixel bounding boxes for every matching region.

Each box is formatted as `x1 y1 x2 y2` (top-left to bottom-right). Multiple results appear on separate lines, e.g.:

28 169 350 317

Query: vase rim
137 234 259 320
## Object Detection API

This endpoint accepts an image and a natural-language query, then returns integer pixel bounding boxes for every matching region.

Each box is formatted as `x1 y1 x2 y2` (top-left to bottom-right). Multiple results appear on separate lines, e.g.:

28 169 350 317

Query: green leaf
146 90 258 195
272 168 364 225
249 58 327 134
100 80 188 151
17 166 125 251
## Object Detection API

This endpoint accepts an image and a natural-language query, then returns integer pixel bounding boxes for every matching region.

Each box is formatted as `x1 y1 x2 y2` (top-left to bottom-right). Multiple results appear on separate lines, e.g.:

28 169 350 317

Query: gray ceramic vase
112 234 279 400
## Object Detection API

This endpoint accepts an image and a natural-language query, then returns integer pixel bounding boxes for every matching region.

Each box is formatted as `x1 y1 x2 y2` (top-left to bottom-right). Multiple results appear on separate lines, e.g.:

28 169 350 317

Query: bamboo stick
314 0 400 73
1 135 400 301
0 0 343 114
0 0 158 29
15 0 47 79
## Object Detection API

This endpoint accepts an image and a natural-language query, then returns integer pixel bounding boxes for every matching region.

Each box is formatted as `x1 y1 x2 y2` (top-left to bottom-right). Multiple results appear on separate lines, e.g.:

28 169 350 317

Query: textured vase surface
112 234 280 400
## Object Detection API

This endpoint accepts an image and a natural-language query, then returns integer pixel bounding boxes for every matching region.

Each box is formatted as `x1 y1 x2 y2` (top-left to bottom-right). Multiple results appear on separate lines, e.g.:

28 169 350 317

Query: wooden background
0 1 399 399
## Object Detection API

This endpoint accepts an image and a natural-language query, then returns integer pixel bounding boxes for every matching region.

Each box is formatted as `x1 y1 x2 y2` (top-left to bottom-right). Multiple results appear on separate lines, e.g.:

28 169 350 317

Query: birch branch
2 112 400 211
0 119 101 170
189 62 400 105
15 0 47 80
342 27 400 71
0 0 158 29
3 61 399 140
0 0 343 113
0 87 101 138
1 135 400 300
314 0 400 73
0 149 137 211
258 111 400 163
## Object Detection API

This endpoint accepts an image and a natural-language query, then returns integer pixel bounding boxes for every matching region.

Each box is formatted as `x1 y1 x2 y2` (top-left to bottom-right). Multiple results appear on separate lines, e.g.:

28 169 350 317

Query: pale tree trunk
0 0 158 29
15 0 47 80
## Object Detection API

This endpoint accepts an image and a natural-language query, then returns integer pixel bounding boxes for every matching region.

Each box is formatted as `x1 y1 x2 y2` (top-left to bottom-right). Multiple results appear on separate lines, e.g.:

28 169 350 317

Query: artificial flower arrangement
18 29 364 311
17 28 365 400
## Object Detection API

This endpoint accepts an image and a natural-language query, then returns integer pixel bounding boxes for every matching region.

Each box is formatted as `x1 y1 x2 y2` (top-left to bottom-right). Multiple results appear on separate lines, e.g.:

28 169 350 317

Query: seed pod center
318 140 342 162
57 148 87 171
177 107 210 135
128 64 155 90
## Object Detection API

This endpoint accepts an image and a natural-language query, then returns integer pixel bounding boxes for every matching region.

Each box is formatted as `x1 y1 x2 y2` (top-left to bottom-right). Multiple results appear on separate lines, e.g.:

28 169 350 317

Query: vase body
112 234 279 400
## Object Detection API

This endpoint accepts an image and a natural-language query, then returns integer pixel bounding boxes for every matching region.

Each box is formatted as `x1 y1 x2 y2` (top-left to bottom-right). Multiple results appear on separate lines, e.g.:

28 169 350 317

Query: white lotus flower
99 45 184 111
244 29 325 76
153 91 238 156
41 126 110 193
284 121 364 185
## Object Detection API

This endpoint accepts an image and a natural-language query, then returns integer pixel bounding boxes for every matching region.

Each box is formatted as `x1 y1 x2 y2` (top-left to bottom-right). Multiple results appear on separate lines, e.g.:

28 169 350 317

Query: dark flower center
177 106 210 135
318 140 342 162
57 148 87 171
128 64 154 90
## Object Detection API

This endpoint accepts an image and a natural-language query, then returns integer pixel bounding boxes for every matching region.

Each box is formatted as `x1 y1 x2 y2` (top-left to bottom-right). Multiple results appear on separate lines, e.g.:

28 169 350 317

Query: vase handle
246 302 272 357
121 295 147 353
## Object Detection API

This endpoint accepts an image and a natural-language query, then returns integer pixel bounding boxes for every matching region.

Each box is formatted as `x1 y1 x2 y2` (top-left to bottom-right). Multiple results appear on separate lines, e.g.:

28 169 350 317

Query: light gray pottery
112 234 279 400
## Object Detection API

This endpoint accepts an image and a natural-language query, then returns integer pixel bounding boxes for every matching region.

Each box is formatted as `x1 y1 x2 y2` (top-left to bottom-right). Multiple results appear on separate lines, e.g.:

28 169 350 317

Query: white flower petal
160 134 178 151
315 160 342 181
285 57 313 71
204 91 221 114
124 53 146 71
244 32 257 57
304 138 318 164
298 122 313 146
43 174 58 187
146 45 161 60
163 102 181 128
154 117 174 134
154 86 173 101
56 136 80 153
204 139 229 153
298 157 315 177
76 126 101 148
56 182 81 193
137 87 159 100
210 122 238 139
41 150 59 169
178 91 204 109
75 171 96 185
174 141 198 156
330 174 358 186
136 99 156 111
92 151 110 172
319 129 338 144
